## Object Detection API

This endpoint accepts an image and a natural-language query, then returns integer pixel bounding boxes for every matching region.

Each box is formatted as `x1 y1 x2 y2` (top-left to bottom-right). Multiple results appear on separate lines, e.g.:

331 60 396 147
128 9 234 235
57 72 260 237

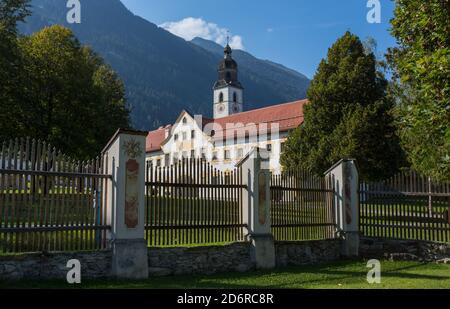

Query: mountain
20 0 310 130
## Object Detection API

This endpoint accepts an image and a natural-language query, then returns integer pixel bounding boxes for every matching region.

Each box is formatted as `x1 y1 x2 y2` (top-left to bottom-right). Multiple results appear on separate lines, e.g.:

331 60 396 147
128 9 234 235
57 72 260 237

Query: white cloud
159 17 245 50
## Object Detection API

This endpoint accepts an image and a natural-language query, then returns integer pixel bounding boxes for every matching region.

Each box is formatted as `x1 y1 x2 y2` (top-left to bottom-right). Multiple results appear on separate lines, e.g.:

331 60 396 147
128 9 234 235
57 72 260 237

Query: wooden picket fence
145 158 247 246
270 169 337 241
0 138 111 253
359 170 450 243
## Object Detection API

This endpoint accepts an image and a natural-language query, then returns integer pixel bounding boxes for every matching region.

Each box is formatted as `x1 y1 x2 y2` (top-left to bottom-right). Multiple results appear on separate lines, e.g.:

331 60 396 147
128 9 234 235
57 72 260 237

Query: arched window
219 92 224 102
182 117 187 124
233 92 237 102
226 72 231 80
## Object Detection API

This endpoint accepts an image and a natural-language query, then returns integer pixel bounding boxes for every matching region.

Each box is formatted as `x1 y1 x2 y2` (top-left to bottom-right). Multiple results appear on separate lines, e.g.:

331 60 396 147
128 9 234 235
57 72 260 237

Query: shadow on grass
0 260 449 289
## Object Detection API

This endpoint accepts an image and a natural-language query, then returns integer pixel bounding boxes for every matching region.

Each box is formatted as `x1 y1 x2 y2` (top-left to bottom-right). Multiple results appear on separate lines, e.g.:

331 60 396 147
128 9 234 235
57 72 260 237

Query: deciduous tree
387 0 450 181
18 25 130 159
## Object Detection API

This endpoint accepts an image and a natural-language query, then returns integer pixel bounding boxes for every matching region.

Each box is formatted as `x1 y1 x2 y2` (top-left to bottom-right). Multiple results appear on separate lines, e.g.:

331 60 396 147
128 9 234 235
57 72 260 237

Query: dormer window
219 92 224 103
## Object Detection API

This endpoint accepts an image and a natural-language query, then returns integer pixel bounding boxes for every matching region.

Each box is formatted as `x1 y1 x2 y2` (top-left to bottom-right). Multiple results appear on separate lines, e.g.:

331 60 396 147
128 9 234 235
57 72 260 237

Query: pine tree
281 32 406 180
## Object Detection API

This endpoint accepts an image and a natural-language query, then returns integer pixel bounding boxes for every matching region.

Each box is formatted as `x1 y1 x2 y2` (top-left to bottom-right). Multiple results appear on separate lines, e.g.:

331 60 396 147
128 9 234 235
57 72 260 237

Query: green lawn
1 260 449 289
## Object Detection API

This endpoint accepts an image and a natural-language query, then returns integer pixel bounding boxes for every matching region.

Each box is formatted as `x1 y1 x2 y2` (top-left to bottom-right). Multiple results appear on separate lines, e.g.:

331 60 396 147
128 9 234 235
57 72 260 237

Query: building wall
146 113 290 175
213 86 243 118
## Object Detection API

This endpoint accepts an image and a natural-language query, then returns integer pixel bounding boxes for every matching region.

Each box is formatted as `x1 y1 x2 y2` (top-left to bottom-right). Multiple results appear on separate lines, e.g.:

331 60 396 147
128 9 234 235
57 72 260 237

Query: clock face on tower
217 104 225 113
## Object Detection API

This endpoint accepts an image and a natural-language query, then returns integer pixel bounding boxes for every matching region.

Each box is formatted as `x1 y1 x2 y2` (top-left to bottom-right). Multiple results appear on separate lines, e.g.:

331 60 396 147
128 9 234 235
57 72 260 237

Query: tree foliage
0 1 130 160
387 0 450 181
0 0 30 139
281 32 406 180
17 25 130 159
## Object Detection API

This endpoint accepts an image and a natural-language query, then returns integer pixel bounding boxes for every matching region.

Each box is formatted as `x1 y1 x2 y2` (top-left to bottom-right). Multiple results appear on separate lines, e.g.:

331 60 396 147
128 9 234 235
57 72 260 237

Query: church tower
213 43 244 119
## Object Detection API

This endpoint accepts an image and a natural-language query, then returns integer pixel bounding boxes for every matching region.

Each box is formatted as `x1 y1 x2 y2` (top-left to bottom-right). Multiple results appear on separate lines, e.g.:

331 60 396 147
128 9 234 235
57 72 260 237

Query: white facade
145 44 297 174
213 86 244 118
146 111 289 174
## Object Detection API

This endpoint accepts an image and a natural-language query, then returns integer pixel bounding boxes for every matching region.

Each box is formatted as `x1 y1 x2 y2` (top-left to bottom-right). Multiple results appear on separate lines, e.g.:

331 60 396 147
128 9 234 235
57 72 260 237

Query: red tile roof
203 99 307 137
146 100 307 153
146 125 171 153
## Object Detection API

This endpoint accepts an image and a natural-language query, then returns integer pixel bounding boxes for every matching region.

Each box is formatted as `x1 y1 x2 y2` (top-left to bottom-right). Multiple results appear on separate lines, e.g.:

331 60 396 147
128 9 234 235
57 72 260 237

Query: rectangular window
174 134 179 141
266 144 272 152
281 142 286 153
245 133 249 144
237 148 244 158
191 150 195 158
156 159 161 167
164 154 170 166
212 151 218 161
224 150 231 160
191 130 195 139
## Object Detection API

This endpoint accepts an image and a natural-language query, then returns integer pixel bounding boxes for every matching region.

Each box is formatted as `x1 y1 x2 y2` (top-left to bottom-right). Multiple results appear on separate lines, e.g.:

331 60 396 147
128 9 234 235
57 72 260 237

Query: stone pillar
325 159 360 257
237 148 275 269
102 129 149 279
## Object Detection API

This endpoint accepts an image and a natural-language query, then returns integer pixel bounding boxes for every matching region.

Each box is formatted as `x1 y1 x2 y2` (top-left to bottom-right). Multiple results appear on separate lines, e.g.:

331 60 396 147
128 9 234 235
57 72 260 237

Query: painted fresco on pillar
344 164 352 225
258 171 267 225
123 138 143 229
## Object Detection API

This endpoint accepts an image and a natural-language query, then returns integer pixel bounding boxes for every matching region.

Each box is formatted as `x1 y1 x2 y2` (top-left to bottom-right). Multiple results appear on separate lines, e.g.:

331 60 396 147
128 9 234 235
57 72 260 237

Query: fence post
325 159 360 257
237 147 275 269
102 129 149 279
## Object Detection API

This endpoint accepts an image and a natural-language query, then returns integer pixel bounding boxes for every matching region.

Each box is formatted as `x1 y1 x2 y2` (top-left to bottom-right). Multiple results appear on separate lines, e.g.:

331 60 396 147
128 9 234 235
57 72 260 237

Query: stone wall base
275 239 342 267
0 251 112 280
0 240 346 281
360 237 450 262
148 242 254 276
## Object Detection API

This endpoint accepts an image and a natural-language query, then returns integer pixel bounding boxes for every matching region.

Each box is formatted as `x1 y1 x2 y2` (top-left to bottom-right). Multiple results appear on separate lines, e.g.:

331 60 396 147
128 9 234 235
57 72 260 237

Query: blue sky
120 0 397 79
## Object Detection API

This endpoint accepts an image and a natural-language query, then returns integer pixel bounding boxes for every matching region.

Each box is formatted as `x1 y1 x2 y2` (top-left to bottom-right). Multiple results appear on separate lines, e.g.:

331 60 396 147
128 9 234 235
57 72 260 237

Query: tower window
182 117 187 124
226 72 231 80
219 92 224 102
233 92 237 102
